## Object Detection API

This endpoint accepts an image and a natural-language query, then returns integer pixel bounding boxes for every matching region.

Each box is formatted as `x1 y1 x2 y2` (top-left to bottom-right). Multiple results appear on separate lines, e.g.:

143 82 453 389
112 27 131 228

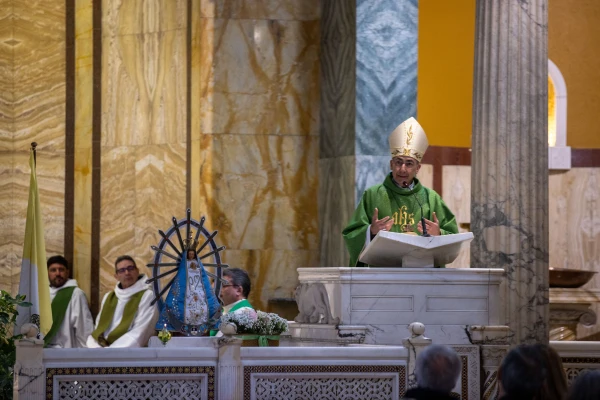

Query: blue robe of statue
156 255 220 334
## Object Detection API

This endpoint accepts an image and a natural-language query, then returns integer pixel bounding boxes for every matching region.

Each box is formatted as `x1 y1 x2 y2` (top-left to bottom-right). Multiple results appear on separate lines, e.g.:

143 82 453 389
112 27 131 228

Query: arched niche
548 59 571 170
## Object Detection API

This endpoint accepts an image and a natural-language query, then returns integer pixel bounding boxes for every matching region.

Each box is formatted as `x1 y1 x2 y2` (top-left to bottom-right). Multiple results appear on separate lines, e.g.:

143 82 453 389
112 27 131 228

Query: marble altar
293 267 505 345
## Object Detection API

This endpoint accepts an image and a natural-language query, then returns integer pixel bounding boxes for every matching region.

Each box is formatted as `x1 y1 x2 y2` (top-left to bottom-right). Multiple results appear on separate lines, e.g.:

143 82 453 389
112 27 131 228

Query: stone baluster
470 325 511 400
13 324 45 400
217 336 243 400
470 0 550 345
402 322 432 389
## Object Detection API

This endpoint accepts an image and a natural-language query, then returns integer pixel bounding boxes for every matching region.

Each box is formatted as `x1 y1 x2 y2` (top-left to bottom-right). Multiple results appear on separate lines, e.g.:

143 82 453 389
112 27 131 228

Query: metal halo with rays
146 209 229 312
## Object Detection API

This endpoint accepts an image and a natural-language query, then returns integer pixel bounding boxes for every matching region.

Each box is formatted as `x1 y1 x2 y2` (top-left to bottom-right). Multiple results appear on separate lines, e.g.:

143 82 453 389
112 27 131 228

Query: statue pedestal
549 288 600 340
294 267 504 345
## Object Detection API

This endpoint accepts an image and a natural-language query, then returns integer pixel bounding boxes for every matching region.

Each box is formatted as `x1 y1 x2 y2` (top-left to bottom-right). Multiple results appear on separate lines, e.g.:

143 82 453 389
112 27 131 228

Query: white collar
223 299 245 314
114 275 150 300
49 279 78 296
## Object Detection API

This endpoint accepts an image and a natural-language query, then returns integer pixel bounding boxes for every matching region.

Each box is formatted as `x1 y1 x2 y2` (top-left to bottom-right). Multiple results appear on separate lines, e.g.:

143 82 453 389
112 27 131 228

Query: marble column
470 0 549 344
319 0 418 267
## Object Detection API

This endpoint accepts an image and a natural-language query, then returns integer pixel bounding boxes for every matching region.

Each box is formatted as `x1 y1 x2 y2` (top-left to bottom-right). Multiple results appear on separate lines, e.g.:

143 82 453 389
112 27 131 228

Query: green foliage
0 290 32 400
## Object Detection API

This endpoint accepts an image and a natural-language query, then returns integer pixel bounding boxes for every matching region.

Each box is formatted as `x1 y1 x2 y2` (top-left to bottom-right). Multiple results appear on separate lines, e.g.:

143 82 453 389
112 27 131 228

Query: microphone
402 181 430 237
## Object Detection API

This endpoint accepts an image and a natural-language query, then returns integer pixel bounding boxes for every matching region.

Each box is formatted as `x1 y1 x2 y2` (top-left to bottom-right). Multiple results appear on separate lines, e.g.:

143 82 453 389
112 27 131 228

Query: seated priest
87 255 159 348
342 117 458 267
45 255 94 348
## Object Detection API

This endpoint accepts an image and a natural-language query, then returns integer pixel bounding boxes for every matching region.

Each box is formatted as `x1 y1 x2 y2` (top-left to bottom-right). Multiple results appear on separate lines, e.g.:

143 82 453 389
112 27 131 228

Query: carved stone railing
551 341 600 385
14 337 409 400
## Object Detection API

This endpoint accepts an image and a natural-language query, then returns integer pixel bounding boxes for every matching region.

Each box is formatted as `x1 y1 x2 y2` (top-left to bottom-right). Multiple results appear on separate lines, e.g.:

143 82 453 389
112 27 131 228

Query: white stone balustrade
15 337 409 400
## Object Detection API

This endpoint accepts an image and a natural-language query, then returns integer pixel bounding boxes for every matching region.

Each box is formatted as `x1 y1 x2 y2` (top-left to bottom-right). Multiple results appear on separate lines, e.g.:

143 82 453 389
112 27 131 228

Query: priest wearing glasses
87 255 159 348
342 117 458 267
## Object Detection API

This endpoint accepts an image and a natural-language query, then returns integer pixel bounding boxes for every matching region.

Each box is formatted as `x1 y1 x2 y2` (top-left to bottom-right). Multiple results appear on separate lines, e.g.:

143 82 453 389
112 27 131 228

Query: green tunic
342 174 458 267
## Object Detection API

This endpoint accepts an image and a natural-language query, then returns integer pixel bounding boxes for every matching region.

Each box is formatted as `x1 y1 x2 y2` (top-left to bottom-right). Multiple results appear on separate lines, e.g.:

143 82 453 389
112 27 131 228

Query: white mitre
388 117 429 162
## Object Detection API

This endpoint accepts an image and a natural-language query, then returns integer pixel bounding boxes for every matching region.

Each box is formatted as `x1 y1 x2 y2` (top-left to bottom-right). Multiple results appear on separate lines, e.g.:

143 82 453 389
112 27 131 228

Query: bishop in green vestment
342 117 458 267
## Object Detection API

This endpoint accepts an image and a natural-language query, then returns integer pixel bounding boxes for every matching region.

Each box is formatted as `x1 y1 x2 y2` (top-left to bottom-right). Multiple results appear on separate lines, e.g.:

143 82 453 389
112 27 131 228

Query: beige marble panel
198 18 320 136
0 247 14 293
190 0 207 213
549 170 571 270
0 0 14 294
4 0 66 295
191 134 215 219
102 0 187 37
102 29 187 146
223 249 320 311
200 0 321 21
0 0 11 40
13 0 65 42
442 166 471 268
133 144 187 280
99 143 187 300
100 147 137 297
209 134 319 251
549 169 600 273
0 0 13 138
73 0 94 297
549 168 600 338
36 152 66 256
418 164 433 189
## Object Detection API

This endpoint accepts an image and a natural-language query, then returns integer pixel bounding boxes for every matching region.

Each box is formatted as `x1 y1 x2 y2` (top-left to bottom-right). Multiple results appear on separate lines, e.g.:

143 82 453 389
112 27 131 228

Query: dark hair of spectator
499 344 547 400
567 370 600 400
114 255 137 271
47 255 69 270
222 268 251 298
533 344 567 400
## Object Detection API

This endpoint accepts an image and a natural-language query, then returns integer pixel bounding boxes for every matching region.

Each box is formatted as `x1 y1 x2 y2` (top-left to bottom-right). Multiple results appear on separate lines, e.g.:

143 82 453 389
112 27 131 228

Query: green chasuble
342 174 458 267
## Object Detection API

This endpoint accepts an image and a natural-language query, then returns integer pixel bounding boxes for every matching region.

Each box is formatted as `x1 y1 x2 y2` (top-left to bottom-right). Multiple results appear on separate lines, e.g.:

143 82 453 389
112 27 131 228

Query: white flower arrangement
219 308 288 335
220 308 257 334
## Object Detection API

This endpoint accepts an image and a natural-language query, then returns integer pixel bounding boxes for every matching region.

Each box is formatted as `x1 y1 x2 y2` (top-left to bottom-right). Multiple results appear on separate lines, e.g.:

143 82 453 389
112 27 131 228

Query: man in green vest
342 117 459 267
210 268 253 336
44 255 94 348
87 255 159 348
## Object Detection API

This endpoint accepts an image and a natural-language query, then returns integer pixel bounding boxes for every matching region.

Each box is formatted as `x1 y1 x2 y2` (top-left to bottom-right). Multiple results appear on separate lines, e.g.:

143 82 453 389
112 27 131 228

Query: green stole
209 299 254 336
91 290 146 346
228 299 253 313
44 286 76 346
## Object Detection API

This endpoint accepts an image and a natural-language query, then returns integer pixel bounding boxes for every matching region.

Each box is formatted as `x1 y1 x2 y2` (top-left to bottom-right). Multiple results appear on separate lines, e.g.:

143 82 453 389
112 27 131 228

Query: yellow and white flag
16 148 52 336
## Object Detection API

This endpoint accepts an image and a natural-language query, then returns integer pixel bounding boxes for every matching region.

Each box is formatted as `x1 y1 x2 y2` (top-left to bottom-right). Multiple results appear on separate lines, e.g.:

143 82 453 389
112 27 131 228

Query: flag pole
31 142 37 165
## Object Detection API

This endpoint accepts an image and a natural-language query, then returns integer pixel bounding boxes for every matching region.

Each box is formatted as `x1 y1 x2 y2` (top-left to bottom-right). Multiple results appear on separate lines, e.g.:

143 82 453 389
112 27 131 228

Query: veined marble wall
319 0 419 267
0 0 66 295
355 0 418 203
99 0 189 298
0 0 321 316
195 0 321 311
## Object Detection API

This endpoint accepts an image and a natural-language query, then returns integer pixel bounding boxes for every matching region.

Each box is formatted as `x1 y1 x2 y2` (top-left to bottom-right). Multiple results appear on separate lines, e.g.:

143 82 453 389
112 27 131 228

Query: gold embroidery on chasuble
391 205 415 232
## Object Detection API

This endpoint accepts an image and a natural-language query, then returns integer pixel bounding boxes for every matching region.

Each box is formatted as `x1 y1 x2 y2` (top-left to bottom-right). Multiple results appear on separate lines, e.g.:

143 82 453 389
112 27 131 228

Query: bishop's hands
416 211 441 236
370 208 394 237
